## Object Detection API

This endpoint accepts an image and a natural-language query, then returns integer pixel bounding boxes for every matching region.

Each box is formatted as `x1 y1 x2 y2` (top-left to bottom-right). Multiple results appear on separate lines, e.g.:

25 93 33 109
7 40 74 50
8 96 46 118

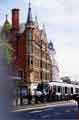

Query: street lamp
11 75 22 106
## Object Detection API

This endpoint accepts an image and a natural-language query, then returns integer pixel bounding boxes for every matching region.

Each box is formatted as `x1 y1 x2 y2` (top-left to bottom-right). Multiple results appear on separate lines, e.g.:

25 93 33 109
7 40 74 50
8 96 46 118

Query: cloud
56 48 79 77
1 0 79 80
57 0 79 14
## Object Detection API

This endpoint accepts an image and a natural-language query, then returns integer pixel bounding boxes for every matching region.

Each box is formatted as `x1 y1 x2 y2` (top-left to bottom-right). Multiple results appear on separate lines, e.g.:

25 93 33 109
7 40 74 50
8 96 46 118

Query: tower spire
5 14 8 22
43 24 45 31
35 15 39 28
27 0 33 23
29 0 31 8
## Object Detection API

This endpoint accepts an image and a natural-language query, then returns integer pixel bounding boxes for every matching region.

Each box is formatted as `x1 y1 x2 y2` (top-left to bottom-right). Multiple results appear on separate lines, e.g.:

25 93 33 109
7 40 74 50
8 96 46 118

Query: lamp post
11 75 21 106
16 75 22 106
40 40 43 91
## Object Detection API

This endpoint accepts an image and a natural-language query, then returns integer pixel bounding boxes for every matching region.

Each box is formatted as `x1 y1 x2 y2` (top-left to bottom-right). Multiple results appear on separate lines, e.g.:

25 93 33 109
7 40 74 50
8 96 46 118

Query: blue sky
0 0 79 80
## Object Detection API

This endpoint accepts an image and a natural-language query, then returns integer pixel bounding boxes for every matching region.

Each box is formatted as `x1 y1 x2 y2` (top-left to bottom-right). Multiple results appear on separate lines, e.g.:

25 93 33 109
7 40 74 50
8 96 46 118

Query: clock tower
48 41 60 81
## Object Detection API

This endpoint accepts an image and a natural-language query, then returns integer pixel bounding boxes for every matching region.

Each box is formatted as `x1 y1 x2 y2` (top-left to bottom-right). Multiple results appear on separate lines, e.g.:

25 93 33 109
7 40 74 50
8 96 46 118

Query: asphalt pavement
9 100 79 120
12 100 77 112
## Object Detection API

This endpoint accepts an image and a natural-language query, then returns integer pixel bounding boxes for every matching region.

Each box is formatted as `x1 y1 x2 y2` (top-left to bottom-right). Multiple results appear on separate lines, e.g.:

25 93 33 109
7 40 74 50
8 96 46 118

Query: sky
0 0 79 80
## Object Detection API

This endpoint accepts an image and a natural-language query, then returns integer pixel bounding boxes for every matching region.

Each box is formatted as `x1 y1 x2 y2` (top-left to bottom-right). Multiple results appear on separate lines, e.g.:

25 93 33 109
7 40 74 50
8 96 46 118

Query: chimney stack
12 9 20 30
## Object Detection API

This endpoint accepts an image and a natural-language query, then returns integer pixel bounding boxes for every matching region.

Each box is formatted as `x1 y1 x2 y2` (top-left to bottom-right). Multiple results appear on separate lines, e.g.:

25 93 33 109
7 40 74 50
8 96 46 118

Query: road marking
42 115 49 118
29 110 42 113
12 104 57 112
12 101 77 112
73 108 78 111
65 110 70 113
29 107 53 113
55 112 61 115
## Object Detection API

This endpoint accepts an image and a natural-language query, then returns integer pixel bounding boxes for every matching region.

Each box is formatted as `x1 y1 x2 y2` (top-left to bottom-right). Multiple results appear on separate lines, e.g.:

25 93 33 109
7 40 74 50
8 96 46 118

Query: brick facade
1 4 52 89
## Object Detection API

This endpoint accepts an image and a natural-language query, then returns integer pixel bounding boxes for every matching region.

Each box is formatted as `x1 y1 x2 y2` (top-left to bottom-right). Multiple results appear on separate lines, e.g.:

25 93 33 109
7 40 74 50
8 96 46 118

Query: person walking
27 88 32 104
47 86 52 102
34 89 38 104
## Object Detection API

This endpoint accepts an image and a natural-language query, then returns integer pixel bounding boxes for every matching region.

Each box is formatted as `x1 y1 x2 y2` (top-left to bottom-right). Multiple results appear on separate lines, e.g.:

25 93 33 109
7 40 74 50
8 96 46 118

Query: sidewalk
12 100 77 112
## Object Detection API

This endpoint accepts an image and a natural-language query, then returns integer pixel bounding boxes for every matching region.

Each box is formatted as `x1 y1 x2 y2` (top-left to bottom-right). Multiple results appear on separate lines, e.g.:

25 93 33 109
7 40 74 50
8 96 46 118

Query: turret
1 14 11 40
2 14 11 32
48 40 56 55
25 0 35 29
35 16 39 28
27 1 32 24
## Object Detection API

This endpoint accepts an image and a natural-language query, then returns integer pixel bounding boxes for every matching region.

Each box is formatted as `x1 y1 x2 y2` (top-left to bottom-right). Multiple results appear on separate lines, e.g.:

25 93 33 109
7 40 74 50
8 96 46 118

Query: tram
48 80 79 100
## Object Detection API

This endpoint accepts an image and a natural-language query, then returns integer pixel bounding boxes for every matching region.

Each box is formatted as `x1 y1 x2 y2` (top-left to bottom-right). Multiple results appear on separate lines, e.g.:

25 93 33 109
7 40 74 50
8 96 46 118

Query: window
35 71 40 81
58 86 61 93
34 59 40 67
65 87 67 94
53 86 56 92
40 71 42 80
45 72 47 80
27 31 32 40
16 35 20 57
28 56 33 65
17 71 24 79
28 41 32 54
76 88 79 93
71 87 73 94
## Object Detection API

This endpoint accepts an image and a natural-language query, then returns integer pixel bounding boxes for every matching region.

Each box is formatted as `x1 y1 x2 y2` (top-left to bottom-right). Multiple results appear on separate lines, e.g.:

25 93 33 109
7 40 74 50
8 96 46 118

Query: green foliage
61 76 71 83
0 40 14 64
2 21 12 32
4 45 14 64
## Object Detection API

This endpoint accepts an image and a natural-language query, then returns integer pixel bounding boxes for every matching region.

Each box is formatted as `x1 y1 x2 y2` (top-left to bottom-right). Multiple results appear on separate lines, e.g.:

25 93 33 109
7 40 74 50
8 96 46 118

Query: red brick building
1 3 52 90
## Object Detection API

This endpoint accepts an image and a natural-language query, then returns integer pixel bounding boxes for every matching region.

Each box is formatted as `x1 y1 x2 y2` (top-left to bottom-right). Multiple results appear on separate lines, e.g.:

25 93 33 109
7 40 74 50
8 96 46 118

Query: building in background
48 40 60 81
1 2 52 91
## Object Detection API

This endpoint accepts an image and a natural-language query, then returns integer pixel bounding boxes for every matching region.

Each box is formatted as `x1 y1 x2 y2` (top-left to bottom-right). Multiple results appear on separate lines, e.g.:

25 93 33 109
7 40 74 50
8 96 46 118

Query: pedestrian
34 89 38 104
40 91 45 103
47 86 52 102
52 90 56 101
20 88 23 106
27 88 32 104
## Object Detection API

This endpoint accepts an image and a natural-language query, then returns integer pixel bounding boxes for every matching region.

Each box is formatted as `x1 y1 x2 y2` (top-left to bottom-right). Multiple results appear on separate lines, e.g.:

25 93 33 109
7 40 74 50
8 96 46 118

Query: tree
61 76 71 83
0 40 14 64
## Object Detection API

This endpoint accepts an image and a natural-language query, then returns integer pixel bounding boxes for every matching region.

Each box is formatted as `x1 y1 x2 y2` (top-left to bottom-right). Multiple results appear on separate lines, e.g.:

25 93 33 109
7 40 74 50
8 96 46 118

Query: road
10 101 79 120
